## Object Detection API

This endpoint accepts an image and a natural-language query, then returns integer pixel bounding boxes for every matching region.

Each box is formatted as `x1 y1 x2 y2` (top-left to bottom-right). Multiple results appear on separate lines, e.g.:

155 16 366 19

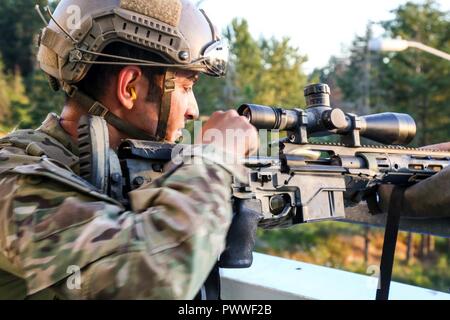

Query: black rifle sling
156 70 176 141
376 186 405 300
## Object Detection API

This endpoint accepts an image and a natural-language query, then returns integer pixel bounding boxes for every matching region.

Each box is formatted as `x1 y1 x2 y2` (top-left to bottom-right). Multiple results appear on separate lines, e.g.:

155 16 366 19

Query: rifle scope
238 84 417 145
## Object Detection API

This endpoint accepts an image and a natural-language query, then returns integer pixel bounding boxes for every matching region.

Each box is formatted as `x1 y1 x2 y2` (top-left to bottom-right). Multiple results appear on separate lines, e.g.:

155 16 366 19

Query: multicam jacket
0 113 234 300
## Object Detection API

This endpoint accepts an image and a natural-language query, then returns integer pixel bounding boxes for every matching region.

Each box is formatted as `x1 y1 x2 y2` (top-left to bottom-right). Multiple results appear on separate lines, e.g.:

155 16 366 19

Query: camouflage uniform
0 113 234 300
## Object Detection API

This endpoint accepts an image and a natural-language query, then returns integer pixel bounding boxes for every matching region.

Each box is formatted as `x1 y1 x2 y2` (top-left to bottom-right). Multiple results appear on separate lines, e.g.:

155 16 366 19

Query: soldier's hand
197 110 259 158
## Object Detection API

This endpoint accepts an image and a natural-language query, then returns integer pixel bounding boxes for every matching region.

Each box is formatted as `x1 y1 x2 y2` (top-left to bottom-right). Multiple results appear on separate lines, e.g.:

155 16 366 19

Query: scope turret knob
304 83 331 96
304 83 331 108
322 108 348 130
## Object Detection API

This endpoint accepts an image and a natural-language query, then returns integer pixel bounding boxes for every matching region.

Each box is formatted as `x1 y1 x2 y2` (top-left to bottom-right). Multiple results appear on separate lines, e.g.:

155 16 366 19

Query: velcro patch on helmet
120 0 182 27
37 45 59 70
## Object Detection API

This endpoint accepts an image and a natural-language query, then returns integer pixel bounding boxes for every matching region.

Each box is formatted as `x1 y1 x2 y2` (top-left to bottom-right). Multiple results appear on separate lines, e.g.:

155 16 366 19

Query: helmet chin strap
156 70 176 141
62 69 175 143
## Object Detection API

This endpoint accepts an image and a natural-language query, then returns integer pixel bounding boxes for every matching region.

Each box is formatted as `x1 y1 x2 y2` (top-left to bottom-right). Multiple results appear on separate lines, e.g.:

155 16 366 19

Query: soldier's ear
117 66 142 110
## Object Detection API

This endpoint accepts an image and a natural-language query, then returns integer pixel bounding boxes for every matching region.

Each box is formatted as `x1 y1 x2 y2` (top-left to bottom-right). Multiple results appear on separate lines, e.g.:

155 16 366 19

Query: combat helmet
36 0 228 141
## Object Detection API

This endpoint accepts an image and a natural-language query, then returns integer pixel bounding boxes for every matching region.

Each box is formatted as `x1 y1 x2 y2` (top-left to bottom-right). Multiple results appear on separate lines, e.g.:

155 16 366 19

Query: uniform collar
37 113 79 156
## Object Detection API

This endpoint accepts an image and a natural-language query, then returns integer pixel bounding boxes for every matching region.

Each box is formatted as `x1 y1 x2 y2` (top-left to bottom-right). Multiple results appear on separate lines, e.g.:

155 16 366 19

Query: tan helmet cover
37 0 220 85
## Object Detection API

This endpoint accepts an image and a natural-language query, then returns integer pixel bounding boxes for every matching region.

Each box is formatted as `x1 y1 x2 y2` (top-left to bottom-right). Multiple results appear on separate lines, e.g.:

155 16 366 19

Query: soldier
0 0 258 299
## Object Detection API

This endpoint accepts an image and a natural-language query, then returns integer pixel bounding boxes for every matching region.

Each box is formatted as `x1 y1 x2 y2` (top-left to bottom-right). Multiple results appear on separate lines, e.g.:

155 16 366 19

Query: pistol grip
219 199 262 269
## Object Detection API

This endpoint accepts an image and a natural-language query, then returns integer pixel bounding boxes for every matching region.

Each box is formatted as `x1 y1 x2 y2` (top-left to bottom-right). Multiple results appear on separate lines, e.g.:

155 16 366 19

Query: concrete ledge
220 253 450 300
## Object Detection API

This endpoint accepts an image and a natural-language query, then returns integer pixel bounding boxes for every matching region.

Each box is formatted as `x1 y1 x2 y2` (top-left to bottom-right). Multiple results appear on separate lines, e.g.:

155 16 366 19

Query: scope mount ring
288 109 309 145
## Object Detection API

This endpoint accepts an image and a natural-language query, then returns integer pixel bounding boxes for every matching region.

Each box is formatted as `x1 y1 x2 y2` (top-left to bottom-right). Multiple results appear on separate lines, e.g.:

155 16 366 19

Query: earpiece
129 87 137 101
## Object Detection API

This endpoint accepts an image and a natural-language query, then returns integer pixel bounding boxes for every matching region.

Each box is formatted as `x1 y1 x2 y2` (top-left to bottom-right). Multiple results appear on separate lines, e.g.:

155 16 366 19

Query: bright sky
200 0 450 73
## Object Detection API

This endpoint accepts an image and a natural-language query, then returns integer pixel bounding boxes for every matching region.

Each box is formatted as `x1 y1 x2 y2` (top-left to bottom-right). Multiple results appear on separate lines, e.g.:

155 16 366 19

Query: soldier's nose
185 92 199 121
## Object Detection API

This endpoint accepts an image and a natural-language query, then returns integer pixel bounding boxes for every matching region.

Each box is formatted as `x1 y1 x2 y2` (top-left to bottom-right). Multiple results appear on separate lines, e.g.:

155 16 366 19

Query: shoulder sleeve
1 149 234 299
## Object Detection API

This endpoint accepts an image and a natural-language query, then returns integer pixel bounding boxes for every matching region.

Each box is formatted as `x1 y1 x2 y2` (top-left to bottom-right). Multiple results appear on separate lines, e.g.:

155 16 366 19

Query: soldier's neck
60 104 82 141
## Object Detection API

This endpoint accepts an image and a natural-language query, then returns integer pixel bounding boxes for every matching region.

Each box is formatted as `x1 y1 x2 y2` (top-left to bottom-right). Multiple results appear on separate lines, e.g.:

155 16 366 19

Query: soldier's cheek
167 95 189 137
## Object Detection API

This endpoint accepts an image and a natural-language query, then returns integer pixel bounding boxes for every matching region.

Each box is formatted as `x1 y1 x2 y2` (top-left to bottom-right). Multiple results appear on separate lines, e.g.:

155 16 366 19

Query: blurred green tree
228 18 263 104
0 0 63 129
194 18 263 114
17 71 65 128
256 37 308 107
0 0 49 76
0 59 12 125
0 56 29 129
377 0 450 145
331 0 450 146
195 18 308 115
